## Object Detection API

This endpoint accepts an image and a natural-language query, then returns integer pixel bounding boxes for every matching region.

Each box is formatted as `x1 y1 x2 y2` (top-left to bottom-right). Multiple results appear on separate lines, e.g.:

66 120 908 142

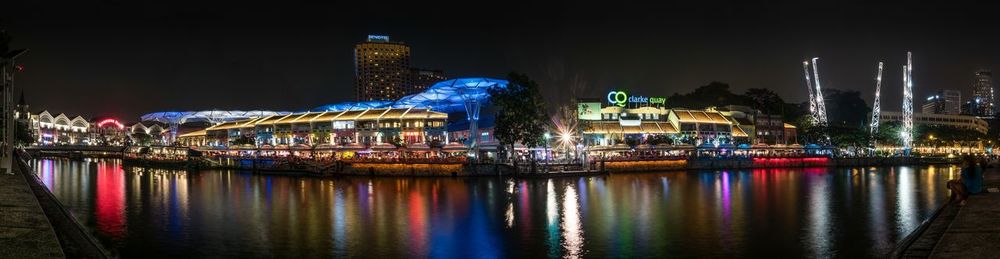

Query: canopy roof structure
311 101 393 112
311 77 509 114
140 110 290 125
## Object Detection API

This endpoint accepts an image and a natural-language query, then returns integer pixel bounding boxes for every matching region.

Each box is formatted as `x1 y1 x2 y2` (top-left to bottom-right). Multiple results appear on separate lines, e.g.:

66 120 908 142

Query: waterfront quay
113 144 955 176
898 167 1000 258
0 155 62 258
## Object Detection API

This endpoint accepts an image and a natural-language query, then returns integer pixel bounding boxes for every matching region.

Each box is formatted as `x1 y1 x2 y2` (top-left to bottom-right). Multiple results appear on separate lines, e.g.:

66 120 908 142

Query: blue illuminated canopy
311 100 393 112
311 77 508 114
140 110 290 124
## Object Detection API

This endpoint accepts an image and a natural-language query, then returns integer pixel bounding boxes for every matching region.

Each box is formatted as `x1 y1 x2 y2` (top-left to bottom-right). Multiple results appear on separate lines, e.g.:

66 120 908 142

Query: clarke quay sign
606 90 666 107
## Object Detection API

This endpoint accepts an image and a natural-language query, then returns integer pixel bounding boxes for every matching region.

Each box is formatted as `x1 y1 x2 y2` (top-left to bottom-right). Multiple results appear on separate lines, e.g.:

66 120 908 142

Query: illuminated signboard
97 119 125 130
367 35 390 42
607 90 665 107
577 102 602 120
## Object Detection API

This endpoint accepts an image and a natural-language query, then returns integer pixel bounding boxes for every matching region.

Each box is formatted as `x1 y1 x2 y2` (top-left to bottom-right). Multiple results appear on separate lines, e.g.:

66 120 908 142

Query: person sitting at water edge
967 156 985 195
947 156 974 206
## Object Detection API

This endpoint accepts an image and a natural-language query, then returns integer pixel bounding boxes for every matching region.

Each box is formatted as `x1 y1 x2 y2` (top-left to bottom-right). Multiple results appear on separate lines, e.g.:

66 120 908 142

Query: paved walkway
0 161 65 258
927 168 1000 258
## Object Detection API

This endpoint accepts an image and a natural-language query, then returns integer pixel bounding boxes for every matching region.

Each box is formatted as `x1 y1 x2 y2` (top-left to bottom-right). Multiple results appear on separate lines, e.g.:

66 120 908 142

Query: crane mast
901 52 914 152
870 61 883 140
802 60 817 119
810 58 829 125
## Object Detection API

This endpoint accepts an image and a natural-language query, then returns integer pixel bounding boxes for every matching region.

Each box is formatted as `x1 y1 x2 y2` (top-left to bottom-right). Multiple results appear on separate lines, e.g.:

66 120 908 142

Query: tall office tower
355 35 411 101
922 89 961 115
408 68 447 95
972 69 994 117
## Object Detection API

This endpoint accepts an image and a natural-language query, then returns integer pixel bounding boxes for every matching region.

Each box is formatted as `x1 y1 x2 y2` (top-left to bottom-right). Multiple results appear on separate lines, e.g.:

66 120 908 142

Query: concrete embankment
116 156 956 177
896 167 1000 258
0 156 63 258
12 153 111 258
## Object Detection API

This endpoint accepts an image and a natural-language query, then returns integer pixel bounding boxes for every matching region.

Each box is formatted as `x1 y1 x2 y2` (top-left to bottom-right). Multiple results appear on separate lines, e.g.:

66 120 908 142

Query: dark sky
3 1 1000 121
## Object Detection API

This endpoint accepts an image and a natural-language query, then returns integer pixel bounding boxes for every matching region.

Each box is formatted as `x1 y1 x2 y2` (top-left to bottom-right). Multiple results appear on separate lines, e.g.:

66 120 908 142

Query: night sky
3 1 999 121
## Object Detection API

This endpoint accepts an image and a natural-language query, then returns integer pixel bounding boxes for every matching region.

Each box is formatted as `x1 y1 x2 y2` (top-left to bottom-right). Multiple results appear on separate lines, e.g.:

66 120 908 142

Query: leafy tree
666 82 748 109
822 89 871 127
873 121 903 145
14 120 35 147
794 115 824 144
827 125 870 152
745 88 785 114
489 72 548 167
130 132 153 146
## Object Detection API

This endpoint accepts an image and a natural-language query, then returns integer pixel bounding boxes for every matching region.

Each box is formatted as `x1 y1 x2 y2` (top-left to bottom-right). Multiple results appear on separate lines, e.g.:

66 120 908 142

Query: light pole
543 132 551 172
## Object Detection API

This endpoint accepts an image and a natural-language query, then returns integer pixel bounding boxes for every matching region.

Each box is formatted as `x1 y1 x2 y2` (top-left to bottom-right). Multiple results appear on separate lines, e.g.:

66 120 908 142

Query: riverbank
896 166 1000 258
114 155 958 178
0 155 64 258
14 153 111 258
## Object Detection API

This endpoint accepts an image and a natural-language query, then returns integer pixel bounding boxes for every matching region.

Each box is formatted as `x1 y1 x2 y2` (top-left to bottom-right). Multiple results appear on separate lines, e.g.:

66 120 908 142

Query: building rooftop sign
606 90 665 107
367 35 390 42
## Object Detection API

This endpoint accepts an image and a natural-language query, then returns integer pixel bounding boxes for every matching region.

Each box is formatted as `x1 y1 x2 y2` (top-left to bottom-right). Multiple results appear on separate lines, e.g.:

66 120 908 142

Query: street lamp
543 132 551 172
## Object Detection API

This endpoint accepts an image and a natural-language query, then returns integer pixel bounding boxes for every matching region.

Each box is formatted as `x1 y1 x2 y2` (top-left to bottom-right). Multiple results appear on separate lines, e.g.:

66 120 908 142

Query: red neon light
752 157 830 167
97 119 125 130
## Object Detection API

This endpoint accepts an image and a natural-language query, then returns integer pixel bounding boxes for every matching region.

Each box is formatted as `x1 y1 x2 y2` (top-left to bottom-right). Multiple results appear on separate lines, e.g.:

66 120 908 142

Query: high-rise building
921 101 937 114
972 69 994 117
922 89 961 115
355 35 411 101
408 68 447 94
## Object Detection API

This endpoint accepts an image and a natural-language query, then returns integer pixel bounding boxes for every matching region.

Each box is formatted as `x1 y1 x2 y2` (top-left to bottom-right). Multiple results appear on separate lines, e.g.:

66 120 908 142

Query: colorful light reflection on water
34 159 956 258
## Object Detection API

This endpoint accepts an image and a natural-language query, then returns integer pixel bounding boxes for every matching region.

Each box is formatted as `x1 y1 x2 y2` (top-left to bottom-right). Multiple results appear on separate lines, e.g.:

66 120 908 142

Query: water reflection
34 159 956 258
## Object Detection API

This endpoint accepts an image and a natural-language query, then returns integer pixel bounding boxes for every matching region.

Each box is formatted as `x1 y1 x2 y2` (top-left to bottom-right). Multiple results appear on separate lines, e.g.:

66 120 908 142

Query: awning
371 143 398 151
408 143 431 151
442 142 468 152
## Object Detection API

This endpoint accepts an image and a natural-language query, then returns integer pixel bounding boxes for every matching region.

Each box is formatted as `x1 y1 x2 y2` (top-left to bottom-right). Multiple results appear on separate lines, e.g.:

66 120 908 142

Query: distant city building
972 69 994 117
962 100 979 115
355 35 411 101
922 90 961 115
877 111 988 134
408 68 447 95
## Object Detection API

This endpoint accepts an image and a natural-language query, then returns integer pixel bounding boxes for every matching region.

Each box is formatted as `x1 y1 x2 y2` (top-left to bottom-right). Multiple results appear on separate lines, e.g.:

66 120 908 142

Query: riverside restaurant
173 77 510 160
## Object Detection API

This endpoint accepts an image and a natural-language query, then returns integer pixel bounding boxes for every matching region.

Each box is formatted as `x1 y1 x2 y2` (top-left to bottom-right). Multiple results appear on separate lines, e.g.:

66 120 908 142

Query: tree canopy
489 72 548 161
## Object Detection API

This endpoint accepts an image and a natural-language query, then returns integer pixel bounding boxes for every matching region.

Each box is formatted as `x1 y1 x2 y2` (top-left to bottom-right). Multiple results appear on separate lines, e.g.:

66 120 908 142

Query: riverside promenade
899 166 1000 258
0 162 64 258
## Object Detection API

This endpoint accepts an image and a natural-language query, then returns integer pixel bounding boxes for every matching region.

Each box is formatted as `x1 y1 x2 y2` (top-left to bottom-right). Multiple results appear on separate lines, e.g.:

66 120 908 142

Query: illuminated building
199 108 448 148
972 69 994 117
578 90 748 147
90 118 128 146
922 90 961 115
877 111 988 134
176 78 508 157
409 68 447 94
716 105 790 145
139 110 289 143
355 35 411 101
127 122 170 146
33 111 90 145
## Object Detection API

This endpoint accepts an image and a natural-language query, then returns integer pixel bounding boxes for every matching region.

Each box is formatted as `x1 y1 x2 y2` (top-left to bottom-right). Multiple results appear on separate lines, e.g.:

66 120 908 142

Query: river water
33 158 956 258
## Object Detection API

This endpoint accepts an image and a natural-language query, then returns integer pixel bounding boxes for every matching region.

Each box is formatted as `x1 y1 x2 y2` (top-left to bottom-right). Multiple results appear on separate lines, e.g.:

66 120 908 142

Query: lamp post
543 132 550 173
